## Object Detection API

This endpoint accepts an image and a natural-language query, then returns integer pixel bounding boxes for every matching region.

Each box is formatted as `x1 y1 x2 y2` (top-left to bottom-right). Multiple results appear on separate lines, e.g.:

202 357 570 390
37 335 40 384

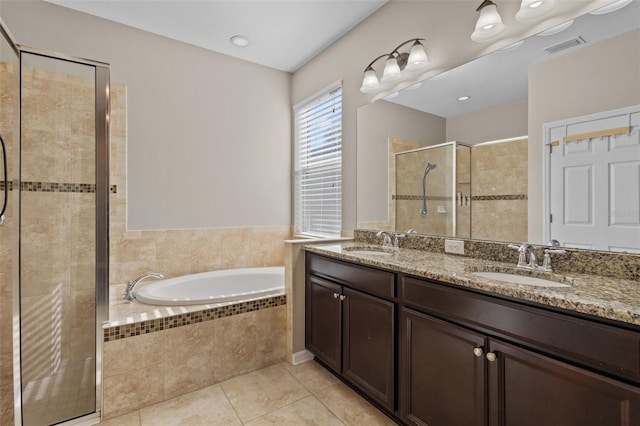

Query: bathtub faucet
124 272 164 303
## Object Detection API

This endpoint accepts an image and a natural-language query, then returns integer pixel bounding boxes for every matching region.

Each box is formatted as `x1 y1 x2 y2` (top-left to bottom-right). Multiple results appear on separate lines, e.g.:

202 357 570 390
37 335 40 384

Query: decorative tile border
392 193 527 201
103 294 286 342
393 194 453 201
0 180 117 194
472 194 527 201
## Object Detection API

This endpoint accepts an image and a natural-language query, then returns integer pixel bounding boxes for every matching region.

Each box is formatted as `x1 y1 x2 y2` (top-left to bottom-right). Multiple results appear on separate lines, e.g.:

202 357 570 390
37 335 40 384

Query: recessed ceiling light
230 35 249 48
457 95 471 101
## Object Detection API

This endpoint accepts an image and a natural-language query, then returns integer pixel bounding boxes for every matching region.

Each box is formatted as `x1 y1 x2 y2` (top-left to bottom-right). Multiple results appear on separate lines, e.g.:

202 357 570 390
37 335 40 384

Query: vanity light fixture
360 38 429 94
471 0 506 42
590 0 633 15
515 0 558 22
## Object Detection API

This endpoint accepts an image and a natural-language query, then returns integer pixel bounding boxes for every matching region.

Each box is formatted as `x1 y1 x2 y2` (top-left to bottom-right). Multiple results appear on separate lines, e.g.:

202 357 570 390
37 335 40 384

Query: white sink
472 271 571 288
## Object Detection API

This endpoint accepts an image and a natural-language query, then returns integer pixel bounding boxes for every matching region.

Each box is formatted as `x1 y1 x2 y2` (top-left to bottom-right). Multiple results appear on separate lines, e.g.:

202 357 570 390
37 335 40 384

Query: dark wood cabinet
343 287 395 409
305 252 640 425
488 339 640 426
306 275 342 373
400 307 486 426
305 253 396 411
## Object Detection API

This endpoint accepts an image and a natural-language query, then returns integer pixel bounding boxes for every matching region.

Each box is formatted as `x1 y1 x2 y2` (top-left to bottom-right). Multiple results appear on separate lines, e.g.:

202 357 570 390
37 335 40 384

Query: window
294 82 342 238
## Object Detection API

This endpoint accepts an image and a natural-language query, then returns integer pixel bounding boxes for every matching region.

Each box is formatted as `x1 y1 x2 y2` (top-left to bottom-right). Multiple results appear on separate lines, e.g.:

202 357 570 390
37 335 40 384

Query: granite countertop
304 242 640 328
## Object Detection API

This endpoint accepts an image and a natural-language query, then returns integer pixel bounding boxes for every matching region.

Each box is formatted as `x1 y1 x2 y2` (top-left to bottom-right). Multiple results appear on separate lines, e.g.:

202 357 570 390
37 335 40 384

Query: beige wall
357 100 445 224
109 84 291 286
2 0 291 230
528 29 640 243
292 0 612 231
446 98 528 144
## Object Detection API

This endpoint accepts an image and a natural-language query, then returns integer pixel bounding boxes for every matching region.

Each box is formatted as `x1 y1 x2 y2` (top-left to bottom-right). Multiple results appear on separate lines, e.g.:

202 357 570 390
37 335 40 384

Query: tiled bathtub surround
102 301 287 419
104 295 286 341
354 229 640 282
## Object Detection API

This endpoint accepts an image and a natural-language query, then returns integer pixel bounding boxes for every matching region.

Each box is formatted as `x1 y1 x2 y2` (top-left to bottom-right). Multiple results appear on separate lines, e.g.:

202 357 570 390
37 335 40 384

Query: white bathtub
135 266 284 306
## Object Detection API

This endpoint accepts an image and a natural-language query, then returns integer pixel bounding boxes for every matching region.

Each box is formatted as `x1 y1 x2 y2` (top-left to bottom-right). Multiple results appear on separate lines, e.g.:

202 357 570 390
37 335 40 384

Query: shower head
423 162 437 177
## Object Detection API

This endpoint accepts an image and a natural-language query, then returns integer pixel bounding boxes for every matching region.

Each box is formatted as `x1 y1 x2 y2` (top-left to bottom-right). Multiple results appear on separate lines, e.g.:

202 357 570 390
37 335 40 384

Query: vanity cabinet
305 252 640 425
401 275 640 426
305 253 396 411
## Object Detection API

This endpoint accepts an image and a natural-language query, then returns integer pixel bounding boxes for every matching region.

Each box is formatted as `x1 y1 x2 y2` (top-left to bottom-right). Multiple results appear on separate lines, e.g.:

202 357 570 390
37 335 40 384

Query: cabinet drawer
402 275 640 382
307 253 395 299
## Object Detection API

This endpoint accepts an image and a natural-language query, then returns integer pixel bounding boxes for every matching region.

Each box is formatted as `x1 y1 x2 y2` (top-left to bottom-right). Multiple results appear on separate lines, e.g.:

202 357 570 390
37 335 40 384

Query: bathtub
135 266 284 306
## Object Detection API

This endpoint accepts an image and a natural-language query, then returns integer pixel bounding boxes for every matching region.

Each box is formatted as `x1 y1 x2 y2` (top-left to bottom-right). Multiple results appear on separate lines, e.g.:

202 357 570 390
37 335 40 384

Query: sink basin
472 271 571 288
343 246 394 257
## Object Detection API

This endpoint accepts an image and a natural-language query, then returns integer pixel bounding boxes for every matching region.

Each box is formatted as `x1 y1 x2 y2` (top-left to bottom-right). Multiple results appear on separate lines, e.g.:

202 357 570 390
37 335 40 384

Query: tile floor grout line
218 379 244 425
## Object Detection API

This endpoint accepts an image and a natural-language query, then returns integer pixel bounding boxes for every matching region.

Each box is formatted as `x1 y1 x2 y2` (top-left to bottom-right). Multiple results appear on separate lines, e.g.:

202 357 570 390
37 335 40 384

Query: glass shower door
20 52 99 426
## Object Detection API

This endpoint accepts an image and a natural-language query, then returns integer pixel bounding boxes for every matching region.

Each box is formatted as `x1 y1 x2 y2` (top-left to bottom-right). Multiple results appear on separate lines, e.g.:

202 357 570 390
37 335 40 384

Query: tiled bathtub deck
104 283 286 340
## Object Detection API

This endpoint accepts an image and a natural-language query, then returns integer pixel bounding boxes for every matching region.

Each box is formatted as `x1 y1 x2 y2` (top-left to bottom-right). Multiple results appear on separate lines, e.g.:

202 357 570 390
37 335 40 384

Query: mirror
356 2 640 251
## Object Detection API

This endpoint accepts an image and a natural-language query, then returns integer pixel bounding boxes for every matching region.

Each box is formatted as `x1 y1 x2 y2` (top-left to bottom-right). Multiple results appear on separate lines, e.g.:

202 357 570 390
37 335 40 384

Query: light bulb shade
360 69 380 93
471 4 505 42
590 0 633 15
536 19 574 36
380 57 402 83
405 41 429 71
515 0 558 22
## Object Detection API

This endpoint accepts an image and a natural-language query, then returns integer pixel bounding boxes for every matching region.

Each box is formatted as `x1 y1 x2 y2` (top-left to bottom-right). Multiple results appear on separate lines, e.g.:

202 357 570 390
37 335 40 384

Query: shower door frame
14 45 110 426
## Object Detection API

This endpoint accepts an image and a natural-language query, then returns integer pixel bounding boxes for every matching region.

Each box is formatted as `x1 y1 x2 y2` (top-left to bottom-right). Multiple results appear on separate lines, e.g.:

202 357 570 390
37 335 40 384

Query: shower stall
0 18 110 426
395 141 471 238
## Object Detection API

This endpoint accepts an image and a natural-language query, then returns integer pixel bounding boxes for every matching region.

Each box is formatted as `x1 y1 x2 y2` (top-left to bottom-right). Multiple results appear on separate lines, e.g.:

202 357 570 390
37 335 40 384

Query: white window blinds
294 82 342 238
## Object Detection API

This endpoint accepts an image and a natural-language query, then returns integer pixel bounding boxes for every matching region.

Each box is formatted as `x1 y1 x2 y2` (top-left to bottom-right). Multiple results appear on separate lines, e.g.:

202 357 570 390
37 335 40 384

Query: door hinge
550 214 553 223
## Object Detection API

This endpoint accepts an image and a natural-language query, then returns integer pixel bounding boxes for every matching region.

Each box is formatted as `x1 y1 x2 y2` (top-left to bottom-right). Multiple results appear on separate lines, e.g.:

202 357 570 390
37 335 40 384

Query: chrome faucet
393 233 406 249
376 231 393 248
508 244 566 271
124 272 164 303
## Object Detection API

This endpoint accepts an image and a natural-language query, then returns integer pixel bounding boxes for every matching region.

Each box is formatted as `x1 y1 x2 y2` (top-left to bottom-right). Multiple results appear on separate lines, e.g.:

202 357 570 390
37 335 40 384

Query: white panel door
547 107 640 252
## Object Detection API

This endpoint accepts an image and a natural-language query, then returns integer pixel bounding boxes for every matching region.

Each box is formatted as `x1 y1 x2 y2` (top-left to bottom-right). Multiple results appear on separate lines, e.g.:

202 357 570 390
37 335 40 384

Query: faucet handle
542 249 567 272
393 233 406 248
508 244 528 268
406 229 418 234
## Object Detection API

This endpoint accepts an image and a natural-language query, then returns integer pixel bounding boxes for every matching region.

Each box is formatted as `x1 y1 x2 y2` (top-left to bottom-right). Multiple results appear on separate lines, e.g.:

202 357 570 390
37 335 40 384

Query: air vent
544 36 586 55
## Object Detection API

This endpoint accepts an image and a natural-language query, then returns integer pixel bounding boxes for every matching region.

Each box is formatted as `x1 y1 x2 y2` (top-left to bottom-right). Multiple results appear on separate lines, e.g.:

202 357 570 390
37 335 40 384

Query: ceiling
46 0 388 73
388 0 640 118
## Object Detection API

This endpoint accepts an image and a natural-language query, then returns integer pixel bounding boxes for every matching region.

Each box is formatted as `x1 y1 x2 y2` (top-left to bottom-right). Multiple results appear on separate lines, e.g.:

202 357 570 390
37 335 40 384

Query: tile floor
99 361 398 426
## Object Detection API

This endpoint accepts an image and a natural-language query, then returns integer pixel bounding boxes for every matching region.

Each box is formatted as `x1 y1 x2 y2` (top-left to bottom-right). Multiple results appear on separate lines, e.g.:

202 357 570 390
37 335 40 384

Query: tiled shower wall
395 144 454 235
0 60 18 426
471 139 528 243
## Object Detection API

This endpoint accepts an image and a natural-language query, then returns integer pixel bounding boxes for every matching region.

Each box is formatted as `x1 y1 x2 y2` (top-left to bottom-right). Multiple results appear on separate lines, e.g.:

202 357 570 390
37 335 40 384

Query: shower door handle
0 134 7 225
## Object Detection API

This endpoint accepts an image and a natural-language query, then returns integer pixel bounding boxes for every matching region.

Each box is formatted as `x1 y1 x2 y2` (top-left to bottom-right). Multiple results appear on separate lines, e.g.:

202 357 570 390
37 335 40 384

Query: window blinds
294 83 342 238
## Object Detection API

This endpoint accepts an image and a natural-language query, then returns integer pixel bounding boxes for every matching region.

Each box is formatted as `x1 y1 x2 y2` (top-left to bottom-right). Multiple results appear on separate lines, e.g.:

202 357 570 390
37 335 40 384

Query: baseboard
292 350 315 365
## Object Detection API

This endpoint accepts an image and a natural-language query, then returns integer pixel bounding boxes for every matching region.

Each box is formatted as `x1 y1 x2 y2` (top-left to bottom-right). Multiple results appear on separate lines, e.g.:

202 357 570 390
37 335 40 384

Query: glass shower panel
0 21 19 426
20 53 96 426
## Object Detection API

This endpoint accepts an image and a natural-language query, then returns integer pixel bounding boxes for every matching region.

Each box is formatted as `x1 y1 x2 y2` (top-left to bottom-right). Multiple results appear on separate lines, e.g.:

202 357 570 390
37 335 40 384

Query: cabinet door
342 287 395 411
306 276 342 373
488 339 640 426
399 308 487 426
